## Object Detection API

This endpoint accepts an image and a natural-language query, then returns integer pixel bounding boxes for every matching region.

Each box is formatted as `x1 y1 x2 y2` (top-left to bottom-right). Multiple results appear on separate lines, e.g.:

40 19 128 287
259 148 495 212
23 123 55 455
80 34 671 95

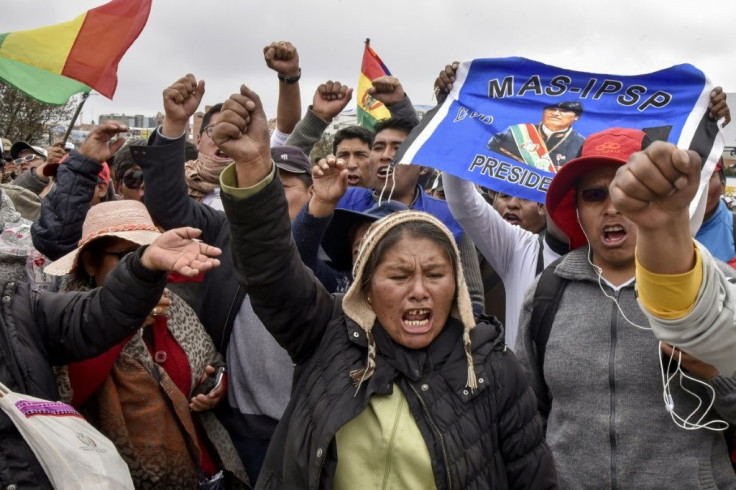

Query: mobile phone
192 366 226 397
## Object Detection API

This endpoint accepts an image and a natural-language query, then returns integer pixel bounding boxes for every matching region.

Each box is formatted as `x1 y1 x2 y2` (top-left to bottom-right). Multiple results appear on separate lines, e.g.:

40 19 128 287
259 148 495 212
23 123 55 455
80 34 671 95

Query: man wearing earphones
515 127 736 488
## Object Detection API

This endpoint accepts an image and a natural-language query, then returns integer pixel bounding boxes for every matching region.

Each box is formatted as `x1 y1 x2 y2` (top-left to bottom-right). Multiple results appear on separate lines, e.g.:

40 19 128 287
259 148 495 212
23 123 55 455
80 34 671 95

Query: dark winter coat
0 249 166 489
222 174 558 489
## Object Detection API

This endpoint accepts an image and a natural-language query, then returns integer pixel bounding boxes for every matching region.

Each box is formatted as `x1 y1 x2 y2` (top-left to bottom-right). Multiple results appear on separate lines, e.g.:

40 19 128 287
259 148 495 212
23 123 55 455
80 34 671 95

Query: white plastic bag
0 381 134 489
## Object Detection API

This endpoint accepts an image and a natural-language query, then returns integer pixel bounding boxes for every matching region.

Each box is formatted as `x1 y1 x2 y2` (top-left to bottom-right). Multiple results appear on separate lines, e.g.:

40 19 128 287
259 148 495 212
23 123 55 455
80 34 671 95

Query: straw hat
44 200 160 276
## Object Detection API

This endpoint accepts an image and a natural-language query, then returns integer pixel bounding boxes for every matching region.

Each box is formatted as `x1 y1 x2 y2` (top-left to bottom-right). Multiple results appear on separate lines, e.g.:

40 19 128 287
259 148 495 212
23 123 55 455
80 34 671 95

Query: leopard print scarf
55 288 249 488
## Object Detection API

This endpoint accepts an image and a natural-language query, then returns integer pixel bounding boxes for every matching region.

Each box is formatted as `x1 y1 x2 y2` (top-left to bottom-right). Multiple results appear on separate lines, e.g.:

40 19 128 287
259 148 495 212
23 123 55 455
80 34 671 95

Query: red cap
545 128 650 250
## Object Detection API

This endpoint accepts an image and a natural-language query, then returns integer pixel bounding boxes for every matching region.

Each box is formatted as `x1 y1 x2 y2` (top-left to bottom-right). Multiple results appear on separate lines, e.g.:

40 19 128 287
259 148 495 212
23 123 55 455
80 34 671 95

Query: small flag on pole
0 0 152 105
357 39 392 130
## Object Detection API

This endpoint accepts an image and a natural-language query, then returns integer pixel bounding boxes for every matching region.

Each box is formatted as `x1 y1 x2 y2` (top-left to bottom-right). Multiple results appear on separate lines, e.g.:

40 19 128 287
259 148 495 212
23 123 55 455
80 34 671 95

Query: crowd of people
0 41 735 489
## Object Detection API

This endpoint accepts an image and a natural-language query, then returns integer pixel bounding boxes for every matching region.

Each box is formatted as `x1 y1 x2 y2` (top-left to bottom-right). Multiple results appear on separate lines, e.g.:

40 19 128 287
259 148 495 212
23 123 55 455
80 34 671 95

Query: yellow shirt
334 385 436 490
636 244 702 320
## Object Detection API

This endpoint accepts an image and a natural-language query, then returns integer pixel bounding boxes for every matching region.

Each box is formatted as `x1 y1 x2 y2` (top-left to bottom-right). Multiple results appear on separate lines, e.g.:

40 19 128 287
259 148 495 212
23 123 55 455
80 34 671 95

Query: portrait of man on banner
487 101 584 172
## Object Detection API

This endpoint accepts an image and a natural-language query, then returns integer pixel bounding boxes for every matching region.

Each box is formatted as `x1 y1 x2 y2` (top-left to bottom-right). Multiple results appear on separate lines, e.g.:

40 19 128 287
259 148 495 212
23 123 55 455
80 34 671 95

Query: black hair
112 138 146 187
359 220 457 295
200 104 223 135
373 117 417 140
418 168 438 192
73 235 120 284
101 180 116 203
284 171 312 189
332 126 374 154
185 140 199 162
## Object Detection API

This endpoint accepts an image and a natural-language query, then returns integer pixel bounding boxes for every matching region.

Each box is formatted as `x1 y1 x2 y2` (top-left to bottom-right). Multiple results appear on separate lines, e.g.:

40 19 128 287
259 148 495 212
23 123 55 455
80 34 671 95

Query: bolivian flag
0 0 152 105
357 40 392 130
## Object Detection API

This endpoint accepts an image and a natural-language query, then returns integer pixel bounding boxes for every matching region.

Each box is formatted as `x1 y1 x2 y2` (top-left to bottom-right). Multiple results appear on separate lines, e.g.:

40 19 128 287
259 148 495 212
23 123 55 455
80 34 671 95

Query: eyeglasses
101 250 134 261
123 170 144 189
579 187 609 203
13 154 41 165
202 125 214 137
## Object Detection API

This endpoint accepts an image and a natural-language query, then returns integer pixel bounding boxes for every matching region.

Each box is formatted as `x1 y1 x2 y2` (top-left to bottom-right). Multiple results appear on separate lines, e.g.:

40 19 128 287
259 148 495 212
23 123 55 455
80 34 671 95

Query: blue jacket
695 200 736 263
291 207 351 294
31 150 103 260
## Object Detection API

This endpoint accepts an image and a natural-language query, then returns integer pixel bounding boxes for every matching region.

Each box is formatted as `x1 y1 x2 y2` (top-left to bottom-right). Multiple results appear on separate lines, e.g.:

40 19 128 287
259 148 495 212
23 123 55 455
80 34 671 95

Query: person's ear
419 166 430 176
97 181 109 199
538 203 547 217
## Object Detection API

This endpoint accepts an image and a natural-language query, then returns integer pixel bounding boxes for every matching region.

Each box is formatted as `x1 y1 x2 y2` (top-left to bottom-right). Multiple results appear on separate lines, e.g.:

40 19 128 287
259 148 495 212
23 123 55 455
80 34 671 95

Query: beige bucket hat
44 199 160 276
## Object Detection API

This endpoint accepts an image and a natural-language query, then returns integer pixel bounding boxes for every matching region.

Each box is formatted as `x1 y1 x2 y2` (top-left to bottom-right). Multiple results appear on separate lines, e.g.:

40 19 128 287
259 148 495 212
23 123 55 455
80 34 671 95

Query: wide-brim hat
545 127 650 250
45 200 160 276
323 201 409 272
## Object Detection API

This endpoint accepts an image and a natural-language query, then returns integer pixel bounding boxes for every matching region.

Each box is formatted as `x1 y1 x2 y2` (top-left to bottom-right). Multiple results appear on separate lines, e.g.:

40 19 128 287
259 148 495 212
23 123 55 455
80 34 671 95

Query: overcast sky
4 0 736 126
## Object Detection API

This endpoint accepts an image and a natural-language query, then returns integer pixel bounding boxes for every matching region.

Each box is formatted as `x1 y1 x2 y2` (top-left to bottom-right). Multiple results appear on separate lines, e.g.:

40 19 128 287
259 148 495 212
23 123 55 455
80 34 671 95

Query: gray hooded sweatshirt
516 247 736 489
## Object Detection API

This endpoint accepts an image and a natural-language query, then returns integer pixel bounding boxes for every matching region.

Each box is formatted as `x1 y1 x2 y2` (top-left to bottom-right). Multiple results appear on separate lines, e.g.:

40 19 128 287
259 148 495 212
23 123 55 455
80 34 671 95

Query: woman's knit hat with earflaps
341 209 478 392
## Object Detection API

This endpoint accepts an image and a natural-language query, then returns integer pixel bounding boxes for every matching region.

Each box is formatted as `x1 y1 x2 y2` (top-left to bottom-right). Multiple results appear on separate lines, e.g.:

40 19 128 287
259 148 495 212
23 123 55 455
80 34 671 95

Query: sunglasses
123 170 144 189
13 154 41 166
579 187 609 203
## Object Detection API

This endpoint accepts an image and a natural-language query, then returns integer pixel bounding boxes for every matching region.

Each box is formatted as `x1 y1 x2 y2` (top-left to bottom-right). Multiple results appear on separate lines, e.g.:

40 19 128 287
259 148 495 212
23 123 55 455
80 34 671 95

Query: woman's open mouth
402 308 432 333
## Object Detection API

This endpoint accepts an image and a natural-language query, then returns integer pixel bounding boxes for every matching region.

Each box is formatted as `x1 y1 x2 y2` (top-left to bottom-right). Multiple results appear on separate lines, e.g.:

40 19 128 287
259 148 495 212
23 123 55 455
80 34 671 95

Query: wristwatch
278 67 301 84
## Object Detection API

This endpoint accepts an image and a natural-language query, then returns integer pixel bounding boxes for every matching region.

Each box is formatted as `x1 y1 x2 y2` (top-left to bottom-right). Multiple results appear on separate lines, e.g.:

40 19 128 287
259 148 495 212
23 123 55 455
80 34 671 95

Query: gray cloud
3 0 734 122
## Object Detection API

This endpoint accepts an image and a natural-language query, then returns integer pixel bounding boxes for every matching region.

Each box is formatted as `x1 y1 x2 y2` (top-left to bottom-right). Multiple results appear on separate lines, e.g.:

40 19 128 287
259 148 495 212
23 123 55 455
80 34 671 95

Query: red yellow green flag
0 0 152 105
357 39 392 130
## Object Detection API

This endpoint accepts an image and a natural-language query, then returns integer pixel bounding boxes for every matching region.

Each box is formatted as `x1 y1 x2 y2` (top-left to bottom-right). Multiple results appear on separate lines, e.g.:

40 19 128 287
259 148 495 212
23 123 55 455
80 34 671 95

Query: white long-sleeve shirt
443 172 560 347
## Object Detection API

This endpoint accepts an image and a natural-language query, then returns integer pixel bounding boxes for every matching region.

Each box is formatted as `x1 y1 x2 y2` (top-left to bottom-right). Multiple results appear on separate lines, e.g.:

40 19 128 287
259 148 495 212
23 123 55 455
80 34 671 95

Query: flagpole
61 92 90 144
